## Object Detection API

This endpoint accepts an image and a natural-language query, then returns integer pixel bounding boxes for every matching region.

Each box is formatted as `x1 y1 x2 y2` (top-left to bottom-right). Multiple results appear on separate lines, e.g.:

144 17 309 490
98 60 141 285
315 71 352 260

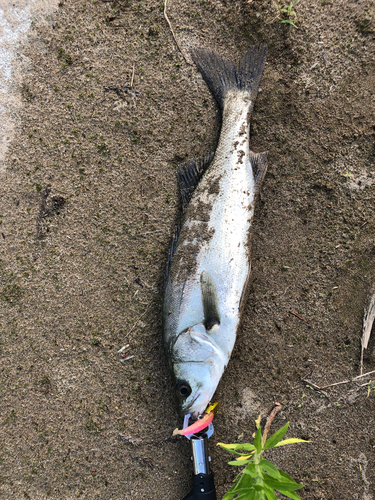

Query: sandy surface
0 0 374 499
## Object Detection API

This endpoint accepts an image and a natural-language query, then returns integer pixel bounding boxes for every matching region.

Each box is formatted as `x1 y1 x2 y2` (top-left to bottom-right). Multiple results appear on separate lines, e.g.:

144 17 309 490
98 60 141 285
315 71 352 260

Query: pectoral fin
200 271 220 330
249 151 268 193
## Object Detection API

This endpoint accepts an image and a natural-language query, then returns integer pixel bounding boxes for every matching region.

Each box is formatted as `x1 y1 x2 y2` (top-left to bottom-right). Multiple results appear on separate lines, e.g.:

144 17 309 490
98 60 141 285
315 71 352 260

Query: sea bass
163 45 268 417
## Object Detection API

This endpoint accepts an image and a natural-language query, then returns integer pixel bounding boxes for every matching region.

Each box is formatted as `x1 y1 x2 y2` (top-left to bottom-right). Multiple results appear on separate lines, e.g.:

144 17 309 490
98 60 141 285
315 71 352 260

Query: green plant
274 0 299 28
367 380 374 397
355 17 374 35
85 416 101 433
0 283 24 303
218 415 309 500
96 142 108 154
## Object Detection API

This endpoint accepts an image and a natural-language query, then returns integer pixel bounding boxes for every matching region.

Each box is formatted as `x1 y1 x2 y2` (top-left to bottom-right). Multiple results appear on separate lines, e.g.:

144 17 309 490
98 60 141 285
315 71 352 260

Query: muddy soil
0 0 375 499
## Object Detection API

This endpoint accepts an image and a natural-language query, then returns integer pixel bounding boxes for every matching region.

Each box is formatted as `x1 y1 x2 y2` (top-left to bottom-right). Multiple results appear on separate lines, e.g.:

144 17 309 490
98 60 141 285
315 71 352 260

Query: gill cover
172 272 224 416
172 271 221 364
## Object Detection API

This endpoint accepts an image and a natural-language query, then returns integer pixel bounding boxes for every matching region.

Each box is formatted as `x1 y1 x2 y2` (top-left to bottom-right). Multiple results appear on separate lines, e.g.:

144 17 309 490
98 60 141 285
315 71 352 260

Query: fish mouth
182 392 201 415
183 391 211 418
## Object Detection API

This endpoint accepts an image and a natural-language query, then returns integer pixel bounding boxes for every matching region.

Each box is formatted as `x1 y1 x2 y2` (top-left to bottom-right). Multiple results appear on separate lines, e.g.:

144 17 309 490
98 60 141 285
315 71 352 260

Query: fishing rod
181 413 217 500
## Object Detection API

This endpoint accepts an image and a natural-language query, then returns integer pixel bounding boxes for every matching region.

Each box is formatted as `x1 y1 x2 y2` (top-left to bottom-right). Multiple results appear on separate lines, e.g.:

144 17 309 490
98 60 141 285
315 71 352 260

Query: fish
163 45 268 418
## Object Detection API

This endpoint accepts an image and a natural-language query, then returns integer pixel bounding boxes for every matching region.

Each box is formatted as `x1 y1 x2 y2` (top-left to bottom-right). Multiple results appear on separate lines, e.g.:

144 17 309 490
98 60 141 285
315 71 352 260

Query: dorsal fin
249 151 268 193
200 271 220 330
164 154 214 288
177 152 214 207
164 225 180 288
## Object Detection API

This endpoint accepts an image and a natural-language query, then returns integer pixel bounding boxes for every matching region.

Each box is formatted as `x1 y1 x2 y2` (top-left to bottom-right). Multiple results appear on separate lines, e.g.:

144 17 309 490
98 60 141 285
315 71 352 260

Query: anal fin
178 152 214 207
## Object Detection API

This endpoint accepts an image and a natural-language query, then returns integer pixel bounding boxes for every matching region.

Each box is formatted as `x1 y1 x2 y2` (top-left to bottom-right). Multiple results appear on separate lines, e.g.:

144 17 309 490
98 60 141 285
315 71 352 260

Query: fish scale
164 45 268 418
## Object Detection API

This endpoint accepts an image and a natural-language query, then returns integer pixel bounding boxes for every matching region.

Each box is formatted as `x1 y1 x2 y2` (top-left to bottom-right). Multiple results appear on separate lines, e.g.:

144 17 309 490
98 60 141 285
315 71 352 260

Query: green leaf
233 469 254 491
224 488 256 497
234 451 256 461
222 448 255 457
278 469 299 484
223 481 243 499
218 442 256 451
264 487 278 500
254 427 263 453
231 470 242 484
277 490 302 500
259 459 282 479
240 491 257 500
228 460 250 466
242 469 258 478
263 476 304 492
219 449 255 458
274 438 310 448
244 463 257 473
256 491 268 500
218 442 257 453
242 464 258 478
264 422 289 450
253 484 267 492
279 469 301 500
280 19 297 27
222 491 240 500
224 482 238 494
234 494 255 500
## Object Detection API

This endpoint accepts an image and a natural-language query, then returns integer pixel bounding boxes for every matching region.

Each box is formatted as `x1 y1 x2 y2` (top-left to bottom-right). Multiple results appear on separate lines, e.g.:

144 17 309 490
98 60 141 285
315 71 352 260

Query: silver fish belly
164 46 268 417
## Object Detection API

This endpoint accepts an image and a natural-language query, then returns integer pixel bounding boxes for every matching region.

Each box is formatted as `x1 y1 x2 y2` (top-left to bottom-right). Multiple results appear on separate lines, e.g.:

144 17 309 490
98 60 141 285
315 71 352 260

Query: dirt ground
0 0 374 499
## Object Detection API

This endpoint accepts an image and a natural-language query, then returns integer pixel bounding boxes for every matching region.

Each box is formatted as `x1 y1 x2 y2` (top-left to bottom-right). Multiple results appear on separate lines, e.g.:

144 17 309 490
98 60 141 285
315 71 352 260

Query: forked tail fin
191 44 267 109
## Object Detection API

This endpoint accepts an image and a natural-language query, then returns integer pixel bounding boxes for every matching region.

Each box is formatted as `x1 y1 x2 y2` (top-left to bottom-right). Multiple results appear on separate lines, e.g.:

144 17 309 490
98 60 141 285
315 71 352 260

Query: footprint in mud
232 387 268 425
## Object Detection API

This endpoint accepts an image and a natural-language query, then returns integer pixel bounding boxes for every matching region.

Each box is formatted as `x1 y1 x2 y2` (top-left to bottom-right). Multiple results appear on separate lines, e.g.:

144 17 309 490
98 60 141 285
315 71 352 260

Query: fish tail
191 44 267 108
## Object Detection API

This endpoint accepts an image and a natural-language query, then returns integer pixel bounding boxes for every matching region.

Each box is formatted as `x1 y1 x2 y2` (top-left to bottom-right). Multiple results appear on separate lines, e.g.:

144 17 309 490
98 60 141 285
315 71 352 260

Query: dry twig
140 229 164 236
361 289 375 374
319 380 350 390
303 382 329 399
262 403 282 445
302 369 375 393
353 369 375 381
289 310 309 325
164 0 194 67
126 304 151 337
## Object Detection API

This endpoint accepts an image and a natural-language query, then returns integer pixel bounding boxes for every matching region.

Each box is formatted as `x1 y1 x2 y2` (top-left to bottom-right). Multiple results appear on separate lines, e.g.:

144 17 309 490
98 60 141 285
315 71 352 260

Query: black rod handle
182 472 217 500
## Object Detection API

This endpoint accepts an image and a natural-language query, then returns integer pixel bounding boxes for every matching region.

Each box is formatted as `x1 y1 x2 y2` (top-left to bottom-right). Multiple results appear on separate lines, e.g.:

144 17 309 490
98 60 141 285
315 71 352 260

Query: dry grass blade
163 0 193 67
130 64 135 88
361 289 375 373
36 184 51 238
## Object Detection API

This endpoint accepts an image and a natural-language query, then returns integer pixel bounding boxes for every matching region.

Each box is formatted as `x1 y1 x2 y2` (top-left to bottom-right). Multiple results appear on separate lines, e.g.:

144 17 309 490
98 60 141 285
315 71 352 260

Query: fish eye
176 382 192 398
